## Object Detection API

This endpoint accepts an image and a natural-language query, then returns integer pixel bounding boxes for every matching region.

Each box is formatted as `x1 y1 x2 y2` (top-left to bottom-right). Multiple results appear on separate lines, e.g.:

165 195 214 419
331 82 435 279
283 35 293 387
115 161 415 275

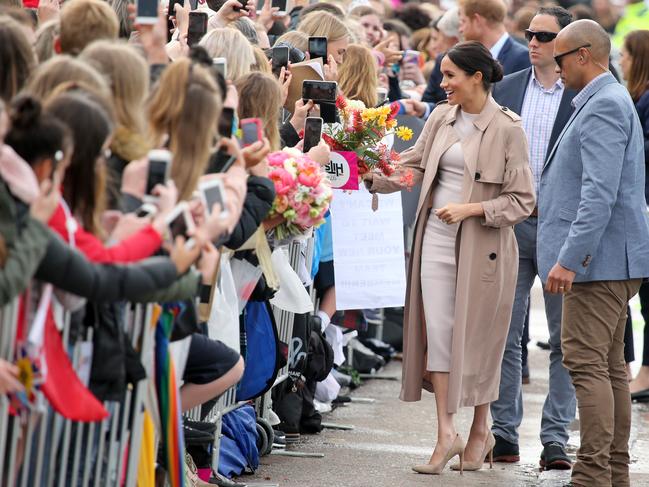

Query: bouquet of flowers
323 96 414 185
266 149 333 240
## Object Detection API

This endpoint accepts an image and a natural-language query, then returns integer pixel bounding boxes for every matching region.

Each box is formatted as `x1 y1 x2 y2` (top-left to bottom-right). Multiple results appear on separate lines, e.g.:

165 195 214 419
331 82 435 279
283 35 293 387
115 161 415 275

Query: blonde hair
338 44 378 108
26 55 112 106
79 40 149 146
34 19 59 64
298 11 350 42
148 59 223 200
251 45 272 75
199 28 255 81
236 72 282 151
274 30 308 52
343 17 364 44
59 0 119 55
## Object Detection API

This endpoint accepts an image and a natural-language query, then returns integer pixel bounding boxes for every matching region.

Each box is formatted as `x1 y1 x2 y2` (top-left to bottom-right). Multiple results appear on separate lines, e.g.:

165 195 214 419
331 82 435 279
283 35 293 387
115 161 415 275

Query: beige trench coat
371 97 535 413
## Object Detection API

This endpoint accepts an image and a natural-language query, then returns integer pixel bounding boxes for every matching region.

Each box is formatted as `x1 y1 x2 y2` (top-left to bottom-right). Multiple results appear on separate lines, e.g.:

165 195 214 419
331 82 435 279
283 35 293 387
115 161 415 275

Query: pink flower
268 168 296 196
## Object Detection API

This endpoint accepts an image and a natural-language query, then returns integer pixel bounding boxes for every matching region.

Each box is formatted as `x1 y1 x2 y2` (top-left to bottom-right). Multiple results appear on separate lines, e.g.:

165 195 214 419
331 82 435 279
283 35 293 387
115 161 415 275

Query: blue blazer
497 37 531 76
537 73 649 282
492 67 577 161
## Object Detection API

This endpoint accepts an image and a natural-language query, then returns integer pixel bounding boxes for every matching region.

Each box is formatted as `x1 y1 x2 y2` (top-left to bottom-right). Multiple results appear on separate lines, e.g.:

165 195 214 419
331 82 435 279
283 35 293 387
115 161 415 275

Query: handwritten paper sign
325 151 359 190
330 186 406 310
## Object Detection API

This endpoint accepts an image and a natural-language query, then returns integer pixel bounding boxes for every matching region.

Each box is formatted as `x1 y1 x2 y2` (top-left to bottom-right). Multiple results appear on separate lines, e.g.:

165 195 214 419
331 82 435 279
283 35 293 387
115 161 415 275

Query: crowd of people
0 0 648 485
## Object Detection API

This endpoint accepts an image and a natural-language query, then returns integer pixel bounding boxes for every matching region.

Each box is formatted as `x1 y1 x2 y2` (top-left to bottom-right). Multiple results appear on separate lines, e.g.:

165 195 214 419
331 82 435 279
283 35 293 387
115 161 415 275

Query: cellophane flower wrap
323 96 414 188
267 148 333 240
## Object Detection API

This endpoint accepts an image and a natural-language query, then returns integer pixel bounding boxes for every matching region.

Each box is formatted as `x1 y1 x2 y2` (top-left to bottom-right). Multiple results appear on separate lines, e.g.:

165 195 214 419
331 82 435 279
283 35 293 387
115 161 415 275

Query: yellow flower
395 126 414 141
386 119 398 129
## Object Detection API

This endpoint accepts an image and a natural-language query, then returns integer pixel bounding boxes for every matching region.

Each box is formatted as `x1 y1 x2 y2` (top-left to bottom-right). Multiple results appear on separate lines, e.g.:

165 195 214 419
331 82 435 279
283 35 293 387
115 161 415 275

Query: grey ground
238 283 649 487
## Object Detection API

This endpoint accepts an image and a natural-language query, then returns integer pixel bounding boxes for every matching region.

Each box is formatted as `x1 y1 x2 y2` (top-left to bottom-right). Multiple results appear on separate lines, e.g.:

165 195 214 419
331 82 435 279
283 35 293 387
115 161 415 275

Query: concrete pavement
240 283 649 487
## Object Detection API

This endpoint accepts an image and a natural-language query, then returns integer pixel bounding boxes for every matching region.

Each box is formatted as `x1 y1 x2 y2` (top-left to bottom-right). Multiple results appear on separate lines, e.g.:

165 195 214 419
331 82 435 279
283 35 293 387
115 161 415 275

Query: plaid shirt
571 72 610 109
520 69 564 195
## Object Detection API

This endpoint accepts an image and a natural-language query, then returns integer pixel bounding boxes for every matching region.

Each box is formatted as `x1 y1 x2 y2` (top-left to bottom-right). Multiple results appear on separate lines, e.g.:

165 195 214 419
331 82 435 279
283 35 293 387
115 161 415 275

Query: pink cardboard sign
325 151 359 190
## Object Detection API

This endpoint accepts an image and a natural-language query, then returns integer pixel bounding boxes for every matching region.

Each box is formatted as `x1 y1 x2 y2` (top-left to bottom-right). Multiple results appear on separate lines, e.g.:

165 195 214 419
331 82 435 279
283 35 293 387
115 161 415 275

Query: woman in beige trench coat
365 42 535 475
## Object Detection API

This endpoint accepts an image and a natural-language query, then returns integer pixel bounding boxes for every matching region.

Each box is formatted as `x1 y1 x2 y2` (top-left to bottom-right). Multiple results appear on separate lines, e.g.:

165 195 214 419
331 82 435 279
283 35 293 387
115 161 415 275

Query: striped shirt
520 69 564 195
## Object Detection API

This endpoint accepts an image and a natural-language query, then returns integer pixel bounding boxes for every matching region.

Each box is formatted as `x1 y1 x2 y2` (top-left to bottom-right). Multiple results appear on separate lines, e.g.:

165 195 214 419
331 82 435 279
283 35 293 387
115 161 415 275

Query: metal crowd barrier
0 299 156 487
198 235 317 478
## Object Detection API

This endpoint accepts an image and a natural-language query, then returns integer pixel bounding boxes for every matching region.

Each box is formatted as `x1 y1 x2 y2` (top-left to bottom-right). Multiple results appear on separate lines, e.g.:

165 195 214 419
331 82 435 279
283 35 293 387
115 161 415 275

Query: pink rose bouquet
267 149 333 240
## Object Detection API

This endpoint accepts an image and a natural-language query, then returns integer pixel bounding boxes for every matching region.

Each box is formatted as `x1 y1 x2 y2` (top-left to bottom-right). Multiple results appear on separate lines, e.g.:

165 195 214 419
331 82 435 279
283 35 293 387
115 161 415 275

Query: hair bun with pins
10 95 42 130
490 59 504 83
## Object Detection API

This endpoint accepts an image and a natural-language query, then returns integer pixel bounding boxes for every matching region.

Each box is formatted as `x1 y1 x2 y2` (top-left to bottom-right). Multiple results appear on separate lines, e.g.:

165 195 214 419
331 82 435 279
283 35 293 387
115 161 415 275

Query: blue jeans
491 218 576 446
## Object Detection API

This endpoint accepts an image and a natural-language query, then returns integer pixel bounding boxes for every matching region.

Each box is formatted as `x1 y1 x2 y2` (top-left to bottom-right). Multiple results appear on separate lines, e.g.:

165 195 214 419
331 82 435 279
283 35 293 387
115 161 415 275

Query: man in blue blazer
539 20 649 487
490 6 578 472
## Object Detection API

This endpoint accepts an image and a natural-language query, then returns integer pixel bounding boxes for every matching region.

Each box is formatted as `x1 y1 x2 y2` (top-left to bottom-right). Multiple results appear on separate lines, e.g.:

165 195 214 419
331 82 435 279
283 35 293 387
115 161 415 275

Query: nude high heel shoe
451 432 495 471
412 435 465 475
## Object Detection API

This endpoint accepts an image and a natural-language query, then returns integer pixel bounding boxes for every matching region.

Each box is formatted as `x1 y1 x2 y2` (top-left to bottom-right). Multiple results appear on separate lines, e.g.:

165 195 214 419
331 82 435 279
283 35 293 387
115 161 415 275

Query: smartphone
135 203 158 218
200 179 229 217
206 149 237 174
187 11 208 47
165 202 196 247
402 49 421 65
377 87 388 105
271 0 287 14
272 46 289 71
302 80 337 103
308 36 328 64
145 149 172 198
218 107 235 138
135 0 158 25
167 0 183 41
213 57 227 79
240 118 263 147
231 0 243 12
303 117 323 153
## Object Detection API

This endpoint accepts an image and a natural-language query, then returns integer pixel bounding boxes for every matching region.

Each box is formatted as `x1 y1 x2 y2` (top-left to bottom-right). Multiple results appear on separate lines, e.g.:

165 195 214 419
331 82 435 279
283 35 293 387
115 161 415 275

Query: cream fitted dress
421 110 479 372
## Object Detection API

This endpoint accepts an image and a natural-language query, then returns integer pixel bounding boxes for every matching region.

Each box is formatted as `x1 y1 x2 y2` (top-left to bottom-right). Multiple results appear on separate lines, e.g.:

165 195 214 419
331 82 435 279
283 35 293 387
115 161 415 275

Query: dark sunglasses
524 30 558 43
553 44 592 69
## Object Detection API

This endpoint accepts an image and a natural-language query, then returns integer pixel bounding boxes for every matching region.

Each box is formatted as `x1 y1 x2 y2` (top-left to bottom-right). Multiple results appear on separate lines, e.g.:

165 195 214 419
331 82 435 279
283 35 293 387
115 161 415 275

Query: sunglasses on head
554 44 592 69
524 30 558 43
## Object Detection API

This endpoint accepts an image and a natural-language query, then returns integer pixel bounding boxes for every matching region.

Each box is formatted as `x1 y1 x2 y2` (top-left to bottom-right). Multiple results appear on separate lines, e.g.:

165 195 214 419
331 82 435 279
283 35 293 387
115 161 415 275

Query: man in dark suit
489 6 578 471
458 0 531 74
403 0 531 119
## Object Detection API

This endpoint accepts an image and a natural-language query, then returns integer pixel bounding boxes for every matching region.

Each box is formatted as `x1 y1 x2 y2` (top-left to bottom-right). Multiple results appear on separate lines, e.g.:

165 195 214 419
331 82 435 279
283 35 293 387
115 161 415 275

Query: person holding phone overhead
363 41 535 476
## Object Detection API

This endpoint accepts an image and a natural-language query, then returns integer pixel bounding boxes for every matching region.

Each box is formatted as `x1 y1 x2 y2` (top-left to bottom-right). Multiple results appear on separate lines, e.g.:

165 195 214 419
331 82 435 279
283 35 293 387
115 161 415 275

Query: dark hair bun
490 59 504 83
10 95 42 130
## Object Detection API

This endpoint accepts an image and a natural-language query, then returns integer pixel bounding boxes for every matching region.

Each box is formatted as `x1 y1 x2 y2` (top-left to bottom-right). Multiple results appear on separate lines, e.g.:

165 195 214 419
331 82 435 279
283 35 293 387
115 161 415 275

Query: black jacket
224 175 275 249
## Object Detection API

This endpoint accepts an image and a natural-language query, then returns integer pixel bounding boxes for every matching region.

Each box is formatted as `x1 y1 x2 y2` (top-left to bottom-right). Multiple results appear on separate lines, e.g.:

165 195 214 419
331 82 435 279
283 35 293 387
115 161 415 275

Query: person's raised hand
121 157 148 199
152 179 179 215
218 137 245 168
173 0 191 38
110 212 151 241
38 0 60 23
30 179 60 224
0 359 23 395
324 55 338 82
375 38 403 65
216 0 248 24
129 3 168 64
401 62 426 86
224 82 239 109
401 98 426 118
241 138 271 171
198 241 220 283
169 235 202 275
290 98 316 133
258 0 281 30
279 66 293 106
307 140 331 166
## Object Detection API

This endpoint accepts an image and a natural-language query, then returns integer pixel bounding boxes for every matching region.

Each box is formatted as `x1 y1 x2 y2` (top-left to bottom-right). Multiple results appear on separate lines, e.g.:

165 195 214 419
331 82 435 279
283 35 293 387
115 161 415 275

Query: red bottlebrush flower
357 161 370 175
322 132 345 151
399 169 415 191
389 102 400 119
336 95 347 111
377 159 394 177
298 129 305 139
390 150 400 162
352 110 364 133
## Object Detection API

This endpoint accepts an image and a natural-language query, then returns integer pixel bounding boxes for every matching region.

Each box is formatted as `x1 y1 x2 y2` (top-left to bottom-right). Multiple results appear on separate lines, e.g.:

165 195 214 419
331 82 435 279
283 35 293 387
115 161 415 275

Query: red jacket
48 202 163 263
